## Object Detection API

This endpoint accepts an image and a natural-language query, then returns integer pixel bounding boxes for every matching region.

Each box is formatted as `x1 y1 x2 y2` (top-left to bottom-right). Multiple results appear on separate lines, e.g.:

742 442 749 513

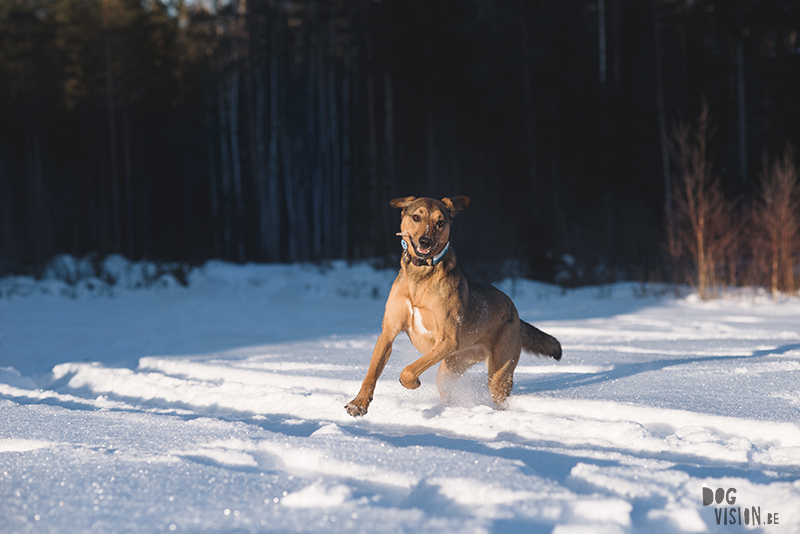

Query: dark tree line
1 0 799 283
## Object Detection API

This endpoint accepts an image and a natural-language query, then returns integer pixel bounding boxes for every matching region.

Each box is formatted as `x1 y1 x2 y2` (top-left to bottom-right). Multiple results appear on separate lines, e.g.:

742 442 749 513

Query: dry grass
667 102 741 300
748 145 800 298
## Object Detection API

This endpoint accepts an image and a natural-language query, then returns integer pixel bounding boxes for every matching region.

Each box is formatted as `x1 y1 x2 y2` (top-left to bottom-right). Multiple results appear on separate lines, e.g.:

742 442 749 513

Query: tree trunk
229 2 246 262
654 0 673 252
96 104 110 250
736 39 747 190
340 24 352 259
26 125 49 260
178 78 193 261
317 24 332 258
141 171 151 259
598 0 607 91
281 49 300 263
229 65 245 262
383 67 395 254
282 124 298 263
366 27 380 257
268 16 281 261
426 106 435 185
779 225 792 294
102 0 121 252
519 0 538 204
771 232 779 299
204 75 221 258
242 0 260 260
310 17 323 259
123 86 135 259
384 69 395 190
549 86 564 243
347 5 361 259
0 178 15 262
84 107 97 250
255 44 268 261
217 57 233 259
609 0 620 92
328 21 341 259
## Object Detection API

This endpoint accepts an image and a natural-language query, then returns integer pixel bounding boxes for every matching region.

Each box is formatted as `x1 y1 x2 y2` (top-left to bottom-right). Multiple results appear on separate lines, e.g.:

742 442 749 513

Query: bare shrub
667 102 741 299
749 145 800 298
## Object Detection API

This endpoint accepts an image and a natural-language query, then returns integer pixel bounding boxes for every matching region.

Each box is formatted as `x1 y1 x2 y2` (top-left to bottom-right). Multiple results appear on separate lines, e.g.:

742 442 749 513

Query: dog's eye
412 214 421 222
436 220 445 228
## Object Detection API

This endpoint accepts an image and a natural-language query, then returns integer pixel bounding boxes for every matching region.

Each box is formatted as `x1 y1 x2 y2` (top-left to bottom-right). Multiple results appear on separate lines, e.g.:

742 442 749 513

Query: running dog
345 196 562 417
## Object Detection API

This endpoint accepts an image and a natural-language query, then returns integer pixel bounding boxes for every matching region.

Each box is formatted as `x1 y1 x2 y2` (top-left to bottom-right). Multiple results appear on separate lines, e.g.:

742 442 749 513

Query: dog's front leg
399 337 458 390
345 332 396 417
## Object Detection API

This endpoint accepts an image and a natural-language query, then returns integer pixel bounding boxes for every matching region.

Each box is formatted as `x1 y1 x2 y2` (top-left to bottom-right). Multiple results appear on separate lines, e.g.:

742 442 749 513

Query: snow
1 256 799 533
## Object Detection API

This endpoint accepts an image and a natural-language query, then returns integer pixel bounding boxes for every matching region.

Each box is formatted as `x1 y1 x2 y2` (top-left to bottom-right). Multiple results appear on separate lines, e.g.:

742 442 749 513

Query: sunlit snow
1 256 799 533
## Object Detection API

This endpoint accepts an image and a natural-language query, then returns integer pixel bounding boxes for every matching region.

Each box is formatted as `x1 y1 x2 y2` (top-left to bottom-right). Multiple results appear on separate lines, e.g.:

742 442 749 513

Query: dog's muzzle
416 236 434 257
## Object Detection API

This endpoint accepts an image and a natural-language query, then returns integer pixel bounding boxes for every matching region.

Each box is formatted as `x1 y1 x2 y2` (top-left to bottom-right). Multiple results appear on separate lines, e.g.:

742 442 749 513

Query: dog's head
390 196 470 261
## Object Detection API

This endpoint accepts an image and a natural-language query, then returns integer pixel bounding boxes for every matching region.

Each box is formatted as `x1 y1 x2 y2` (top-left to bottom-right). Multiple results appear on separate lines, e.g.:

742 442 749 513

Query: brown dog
345 196 562 417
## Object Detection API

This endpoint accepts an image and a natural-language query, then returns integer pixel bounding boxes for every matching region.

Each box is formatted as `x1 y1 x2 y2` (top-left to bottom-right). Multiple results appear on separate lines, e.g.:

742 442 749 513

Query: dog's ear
390 196 417 210
441 196 470 219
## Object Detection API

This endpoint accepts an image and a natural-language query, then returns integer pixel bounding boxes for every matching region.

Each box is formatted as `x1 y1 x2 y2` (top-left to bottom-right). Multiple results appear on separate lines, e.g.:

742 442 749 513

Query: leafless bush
667 102 741 299
749 145 800 298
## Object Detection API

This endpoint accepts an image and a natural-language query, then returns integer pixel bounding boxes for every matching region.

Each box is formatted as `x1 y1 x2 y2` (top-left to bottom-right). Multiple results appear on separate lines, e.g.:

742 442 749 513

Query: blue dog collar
431 241 450 265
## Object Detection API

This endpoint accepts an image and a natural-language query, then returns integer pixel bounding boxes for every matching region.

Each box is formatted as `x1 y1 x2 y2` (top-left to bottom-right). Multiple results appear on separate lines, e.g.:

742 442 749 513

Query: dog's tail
520 320 562 361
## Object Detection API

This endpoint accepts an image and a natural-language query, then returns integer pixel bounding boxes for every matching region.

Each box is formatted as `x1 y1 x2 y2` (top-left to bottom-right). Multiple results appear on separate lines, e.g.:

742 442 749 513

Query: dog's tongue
417 247 430 255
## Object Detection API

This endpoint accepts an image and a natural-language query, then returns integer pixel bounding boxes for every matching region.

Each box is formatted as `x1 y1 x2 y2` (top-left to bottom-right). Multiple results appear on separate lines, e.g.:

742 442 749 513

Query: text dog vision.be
704 487 780 526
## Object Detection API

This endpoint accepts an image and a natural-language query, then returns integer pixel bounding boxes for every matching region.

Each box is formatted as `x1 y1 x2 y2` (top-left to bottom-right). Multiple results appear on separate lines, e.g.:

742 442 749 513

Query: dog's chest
406 301 431 337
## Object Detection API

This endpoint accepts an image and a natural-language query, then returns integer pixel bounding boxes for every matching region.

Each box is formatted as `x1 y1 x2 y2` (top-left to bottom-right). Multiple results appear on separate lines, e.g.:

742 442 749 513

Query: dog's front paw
399 370 421 390
345 401 368 417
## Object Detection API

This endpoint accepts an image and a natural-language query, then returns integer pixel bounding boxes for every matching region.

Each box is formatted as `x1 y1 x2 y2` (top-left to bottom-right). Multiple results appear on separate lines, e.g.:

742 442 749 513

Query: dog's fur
345 196 562 417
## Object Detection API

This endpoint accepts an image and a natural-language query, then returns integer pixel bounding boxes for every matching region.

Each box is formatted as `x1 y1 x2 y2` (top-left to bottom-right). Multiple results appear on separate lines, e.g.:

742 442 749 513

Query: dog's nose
418 236 434 249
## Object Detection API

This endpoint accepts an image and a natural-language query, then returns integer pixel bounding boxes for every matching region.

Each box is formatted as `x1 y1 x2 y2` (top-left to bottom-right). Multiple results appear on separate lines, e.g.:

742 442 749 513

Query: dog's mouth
414 244 432 257
397 232 439 259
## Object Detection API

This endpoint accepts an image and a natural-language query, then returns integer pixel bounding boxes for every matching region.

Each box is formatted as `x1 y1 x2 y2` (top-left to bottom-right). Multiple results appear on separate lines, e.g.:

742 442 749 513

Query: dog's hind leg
436 346 487 404
486 327 521 407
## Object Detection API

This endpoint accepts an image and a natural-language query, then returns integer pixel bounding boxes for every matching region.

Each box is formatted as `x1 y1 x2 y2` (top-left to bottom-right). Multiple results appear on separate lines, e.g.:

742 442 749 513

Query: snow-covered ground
1 256 799 533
